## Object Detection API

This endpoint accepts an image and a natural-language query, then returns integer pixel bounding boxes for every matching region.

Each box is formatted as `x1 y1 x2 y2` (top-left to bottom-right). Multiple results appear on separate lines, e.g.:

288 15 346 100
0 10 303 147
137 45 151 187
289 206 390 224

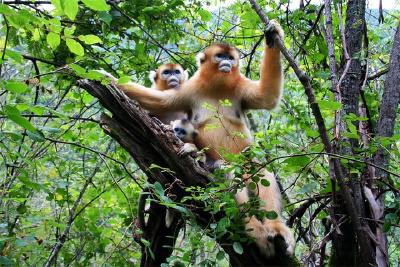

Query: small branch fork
247 0 375 262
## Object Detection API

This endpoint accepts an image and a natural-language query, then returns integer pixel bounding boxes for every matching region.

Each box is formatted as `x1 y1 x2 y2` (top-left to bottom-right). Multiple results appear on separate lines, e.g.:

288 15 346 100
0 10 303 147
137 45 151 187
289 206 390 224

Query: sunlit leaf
66 38 84 56
81 0 110 11
3 105 37 133
5 81 28 93
46 32 60 49
233 242 243 254
78 34 102 44
63 0 78 20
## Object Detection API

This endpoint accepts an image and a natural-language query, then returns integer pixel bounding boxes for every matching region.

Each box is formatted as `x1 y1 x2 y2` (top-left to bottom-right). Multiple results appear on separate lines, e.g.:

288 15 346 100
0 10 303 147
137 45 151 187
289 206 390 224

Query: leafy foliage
0 0 399 266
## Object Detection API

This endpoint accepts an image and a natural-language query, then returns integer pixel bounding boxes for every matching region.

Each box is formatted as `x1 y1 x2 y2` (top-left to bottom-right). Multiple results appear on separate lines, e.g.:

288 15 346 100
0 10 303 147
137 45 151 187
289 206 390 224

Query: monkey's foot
263 220 295 256
264 20 284 47
246 217 276 258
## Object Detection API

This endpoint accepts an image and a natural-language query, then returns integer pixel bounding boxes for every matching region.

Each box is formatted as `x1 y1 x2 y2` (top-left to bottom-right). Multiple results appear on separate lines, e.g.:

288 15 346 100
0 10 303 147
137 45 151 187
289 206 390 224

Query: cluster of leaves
0 0 399 266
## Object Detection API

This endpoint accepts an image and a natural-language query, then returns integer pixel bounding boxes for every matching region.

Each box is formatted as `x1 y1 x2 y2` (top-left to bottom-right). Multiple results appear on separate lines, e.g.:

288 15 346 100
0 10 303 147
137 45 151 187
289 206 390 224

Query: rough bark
331 0 377 265
371 24 400 267
78 80 299 266
373 25 400 187
248 1 375 266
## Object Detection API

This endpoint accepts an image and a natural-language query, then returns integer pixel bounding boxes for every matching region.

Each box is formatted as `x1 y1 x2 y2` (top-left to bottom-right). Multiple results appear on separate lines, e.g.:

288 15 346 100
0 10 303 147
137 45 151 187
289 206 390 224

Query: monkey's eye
216 53 224 58
228 55 234 60
162 70 171 75
174 69 181 74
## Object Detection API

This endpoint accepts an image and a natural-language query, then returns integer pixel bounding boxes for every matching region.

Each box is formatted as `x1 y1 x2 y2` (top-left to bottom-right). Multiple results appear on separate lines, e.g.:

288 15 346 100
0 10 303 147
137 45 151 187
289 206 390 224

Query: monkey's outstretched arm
117 81 190 112
100 71 191 113
240 21 284 110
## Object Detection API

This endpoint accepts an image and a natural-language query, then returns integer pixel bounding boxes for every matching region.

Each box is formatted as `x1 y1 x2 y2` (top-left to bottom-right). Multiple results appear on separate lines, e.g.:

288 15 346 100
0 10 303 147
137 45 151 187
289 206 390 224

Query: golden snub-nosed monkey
148 63 189 124
106 20 294 257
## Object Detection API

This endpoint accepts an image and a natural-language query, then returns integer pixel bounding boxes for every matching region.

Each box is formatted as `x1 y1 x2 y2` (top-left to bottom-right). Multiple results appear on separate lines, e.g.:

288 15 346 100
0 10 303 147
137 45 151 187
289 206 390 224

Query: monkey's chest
191 100 252 158
191 99 243 127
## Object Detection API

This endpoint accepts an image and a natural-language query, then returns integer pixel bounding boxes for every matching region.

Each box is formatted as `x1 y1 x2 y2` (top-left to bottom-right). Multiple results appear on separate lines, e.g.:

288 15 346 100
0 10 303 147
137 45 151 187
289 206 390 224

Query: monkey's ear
195 52 206 67
183 70 189 81
148 70 157 84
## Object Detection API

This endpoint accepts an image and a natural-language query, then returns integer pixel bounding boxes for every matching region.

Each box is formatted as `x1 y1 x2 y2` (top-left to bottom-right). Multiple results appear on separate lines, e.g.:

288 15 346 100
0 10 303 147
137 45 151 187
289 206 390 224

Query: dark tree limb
78 80 300 266
248 1 376 265
370 24 400 267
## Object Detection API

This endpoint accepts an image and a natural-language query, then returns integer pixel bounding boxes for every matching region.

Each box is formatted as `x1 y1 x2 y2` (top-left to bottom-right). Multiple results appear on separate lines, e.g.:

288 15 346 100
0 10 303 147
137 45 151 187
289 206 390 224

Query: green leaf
0 256 14 266
216 250 225 261
141 238 150 247
32 28 41 41
248 181 256 190
3 105 37 133
78 34 102 44
98 11 112 24
318 100 342 111
260 179 270 187
283 156 311 167
64 26 76 37
86 70 104 80
153 182 164 197
265 211 278 220
0 4 12 15
51 0 63 15
305 128 319 138
66 38 84 56
46 32 60 50
31 106 46 115
81 0 110 11
5 81 28 93
47 18 62 33
232 242 243 254
5 49 23 63
69 63 86 75
198 8 212 21
117 76 131 84
63 0 78 20
2 131 23 141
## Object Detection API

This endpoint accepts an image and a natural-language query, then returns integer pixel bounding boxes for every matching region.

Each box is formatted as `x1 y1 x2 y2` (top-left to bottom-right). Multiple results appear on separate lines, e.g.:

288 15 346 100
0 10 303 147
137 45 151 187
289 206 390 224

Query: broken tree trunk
78 80 300 266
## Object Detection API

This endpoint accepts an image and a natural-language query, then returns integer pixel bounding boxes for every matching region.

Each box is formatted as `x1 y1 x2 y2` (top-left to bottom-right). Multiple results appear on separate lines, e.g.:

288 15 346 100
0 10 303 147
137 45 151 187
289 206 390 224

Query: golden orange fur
148 63 189 124
149 63 188 91
109 21 294 257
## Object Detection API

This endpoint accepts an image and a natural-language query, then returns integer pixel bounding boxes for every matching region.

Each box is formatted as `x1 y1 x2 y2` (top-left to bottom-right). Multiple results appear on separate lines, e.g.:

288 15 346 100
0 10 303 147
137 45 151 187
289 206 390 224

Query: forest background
0 0 399 266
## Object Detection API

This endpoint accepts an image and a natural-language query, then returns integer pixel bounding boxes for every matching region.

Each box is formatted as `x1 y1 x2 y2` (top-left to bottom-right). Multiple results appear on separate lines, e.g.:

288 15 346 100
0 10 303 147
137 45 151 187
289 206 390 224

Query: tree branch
247 1 375 264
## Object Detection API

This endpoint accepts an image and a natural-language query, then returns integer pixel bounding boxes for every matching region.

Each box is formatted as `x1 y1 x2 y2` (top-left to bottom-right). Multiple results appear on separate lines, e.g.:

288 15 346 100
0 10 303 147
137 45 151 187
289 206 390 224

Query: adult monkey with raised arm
108 21 294 257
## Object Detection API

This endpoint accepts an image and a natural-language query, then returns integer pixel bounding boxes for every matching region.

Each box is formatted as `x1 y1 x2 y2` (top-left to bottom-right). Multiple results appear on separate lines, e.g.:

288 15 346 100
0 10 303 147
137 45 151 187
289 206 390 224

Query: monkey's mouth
219 62 232 73
168 78 179 88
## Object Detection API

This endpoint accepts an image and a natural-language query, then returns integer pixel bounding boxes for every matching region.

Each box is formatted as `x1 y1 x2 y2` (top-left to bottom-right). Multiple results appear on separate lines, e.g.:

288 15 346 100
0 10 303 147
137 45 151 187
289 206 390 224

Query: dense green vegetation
0 0 398 266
